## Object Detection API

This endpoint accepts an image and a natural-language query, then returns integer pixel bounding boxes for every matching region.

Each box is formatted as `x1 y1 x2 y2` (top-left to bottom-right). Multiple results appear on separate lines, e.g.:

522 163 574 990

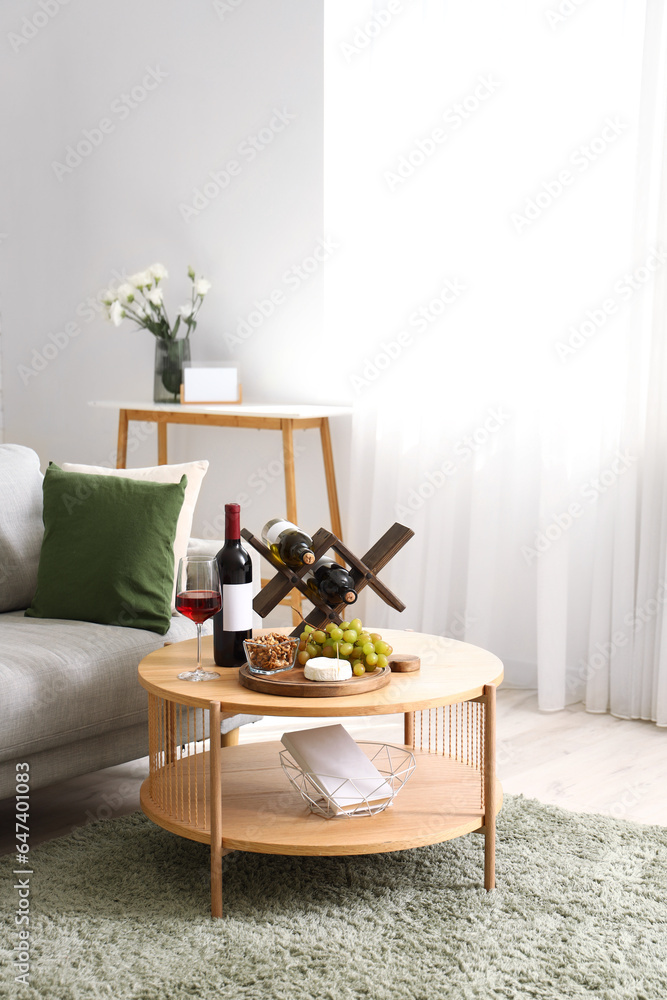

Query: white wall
0 0 347 544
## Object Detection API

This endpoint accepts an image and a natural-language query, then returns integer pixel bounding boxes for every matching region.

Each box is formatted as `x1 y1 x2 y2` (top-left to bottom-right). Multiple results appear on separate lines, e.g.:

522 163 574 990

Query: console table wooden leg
157 421 168 466
210 701 223 918
404 712 414 747
319 417 343 539
116 410 129 469
281 419 302 625
483 684 497 891
319 417 345 567
281 419 298 522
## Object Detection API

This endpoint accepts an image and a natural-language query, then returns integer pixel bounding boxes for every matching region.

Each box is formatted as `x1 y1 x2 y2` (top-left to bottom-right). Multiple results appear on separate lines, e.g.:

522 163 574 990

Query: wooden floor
1 688 665 857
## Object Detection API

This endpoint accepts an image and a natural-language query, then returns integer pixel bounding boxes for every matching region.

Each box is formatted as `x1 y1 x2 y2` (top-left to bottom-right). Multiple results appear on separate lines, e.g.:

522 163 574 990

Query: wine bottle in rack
213 503 253 668
303 556 358 606
260 518 315 567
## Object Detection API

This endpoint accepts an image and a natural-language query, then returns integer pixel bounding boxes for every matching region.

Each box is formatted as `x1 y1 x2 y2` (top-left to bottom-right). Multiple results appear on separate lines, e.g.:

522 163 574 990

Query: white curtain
0 318 3 442
325 1 667 725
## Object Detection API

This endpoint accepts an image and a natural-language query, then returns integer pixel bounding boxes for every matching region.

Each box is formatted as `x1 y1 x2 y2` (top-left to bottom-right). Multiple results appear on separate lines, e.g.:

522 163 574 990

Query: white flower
105 263 208 336
109 300 125 327
149 262 168 281
129 269 153 288
116 282 136 304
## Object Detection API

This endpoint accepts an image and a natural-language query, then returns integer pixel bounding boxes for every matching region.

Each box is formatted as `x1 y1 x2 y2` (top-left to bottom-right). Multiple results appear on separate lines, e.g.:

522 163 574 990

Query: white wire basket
280 741 416 818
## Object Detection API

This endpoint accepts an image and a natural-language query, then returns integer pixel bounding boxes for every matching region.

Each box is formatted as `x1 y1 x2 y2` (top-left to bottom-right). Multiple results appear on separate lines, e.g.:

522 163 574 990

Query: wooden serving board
238 663 391 698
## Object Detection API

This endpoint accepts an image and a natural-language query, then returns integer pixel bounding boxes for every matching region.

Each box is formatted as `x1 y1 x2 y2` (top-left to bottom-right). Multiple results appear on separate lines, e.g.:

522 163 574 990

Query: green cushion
25 464 187 635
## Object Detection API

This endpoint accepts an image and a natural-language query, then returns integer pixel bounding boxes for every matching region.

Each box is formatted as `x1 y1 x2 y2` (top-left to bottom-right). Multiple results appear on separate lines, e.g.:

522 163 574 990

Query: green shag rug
1 795 666 1000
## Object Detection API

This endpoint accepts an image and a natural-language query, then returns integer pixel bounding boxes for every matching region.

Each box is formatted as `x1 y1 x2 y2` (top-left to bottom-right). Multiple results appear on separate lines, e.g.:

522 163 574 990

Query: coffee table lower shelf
140 741 502 858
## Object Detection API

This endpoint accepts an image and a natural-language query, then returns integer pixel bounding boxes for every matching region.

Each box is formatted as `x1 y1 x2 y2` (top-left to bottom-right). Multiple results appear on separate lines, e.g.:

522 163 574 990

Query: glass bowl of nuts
244 633 299 675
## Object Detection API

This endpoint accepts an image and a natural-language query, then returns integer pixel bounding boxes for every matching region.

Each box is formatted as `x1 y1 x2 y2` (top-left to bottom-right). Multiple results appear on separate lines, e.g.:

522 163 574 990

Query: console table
91 401 352 618
89 401 351 539
138 629 503 918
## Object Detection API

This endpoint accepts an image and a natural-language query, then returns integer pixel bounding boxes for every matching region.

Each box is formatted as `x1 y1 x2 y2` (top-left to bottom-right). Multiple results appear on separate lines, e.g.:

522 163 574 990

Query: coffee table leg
404 711 414 747
210 701 223 917
165 702 177 765
483 684 497 890
221 727 240 748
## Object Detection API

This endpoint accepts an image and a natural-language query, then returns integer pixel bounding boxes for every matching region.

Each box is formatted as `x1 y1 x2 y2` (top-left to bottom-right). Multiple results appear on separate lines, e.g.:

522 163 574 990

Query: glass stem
196 623 202 669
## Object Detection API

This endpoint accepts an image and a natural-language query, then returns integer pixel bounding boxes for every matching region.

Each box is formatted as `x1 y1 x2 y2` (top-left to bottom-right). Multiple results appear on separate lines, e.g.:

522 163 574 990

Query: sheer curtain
585 0 667 726
0 320 3 442
324 1 667 724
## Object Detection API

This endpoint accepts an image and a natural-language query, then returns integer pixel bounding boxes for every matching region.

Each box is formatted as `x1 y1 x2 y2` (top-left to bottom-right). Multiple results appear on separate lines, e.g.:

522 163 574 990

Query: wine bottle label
262 519 295 545
222 583 253 630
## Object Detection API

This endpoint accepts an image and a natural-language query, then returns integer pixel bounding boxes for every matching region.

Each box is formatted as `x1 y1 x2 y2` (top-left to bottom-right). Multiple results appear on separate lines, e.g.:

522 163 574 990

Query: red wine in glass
175 557 222 681
176 590 222 624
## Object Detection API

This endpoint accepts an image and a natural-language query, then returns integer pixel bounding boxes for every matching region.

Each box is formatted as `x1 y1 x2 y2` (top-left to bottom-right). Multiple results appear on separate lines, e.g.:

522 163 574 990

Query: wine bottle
261 518 315 567
303 556 358 606
213 503 253 668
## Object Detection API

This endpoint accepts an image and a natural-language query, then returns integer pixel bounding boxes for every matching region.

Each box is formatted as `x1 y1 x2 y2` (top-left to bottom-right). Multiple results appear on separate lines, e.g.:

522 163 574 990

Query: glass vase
154 338 190 403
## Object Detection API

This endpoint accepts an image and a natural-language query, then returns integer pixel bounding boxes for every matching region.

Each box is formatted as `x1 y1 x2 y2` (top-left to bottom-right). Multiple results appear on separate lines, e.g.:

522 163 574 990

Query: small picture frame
180 362 242 405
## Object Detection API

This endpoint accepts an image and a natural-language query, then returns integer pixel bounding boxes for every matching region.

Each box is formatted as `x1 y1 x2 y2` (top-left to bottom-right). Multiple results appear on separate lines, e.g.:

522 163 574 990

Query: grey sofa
0 444 259 800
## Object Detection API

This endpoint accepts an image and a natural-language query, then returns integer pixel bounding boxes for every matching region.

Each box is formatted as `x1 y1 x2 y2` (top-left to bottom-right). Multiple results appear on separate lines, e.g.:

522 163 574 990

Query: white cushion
60 460 208 610
0 445 45 612
187 537 223 558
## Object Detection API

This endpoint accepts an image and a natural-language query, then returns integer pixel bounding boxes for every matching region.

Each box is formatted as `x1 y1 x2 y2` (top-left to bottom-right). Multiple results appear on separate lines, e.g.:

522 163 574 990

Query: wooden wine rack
240 522 415 635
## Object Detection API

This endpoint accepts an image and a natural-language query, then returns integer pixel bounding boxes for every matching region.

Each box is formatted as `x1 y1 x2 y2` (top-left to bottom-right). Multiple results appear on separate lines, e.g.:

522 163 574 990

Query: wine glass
175 557 222 681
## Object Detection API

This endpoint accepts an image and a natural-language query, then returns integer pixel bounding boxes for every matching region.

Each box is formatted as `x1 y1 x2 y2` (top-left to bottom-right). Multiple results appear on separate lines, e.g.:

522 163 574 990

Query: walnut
245 633 298 672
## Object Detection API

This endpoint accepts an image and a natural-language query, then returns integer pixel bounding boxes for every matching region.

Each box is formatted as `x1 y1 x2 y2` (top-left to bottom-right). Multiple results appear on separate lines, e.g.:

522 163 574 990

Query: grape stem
293 604 336 634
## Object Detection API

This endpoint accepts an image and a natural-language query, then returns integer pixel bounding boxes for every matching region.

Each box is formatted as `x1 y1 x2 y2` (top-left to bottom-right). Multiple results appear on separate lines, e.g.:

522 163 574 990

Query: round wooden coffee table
138 629 503 917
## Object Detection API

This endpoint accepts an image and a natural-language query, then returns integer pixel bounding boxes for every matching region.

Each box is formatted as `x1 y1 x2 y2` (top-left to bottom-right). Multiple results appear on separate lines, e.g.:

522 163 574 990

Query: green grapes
296 617 392 675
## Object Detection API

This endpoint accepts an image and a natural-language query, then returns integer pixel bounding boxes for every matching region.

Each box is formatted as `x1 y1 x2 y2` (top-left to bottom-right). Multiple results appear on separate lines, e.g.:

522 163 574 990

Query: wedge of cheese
304 657 352 682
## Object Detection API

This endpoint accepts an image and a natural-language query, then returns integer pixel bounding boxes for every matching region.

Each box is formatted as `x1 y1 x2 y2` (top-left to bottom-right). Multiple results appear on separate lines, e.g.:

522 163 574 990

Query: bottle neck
294 541 315 564
225 504 241 540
